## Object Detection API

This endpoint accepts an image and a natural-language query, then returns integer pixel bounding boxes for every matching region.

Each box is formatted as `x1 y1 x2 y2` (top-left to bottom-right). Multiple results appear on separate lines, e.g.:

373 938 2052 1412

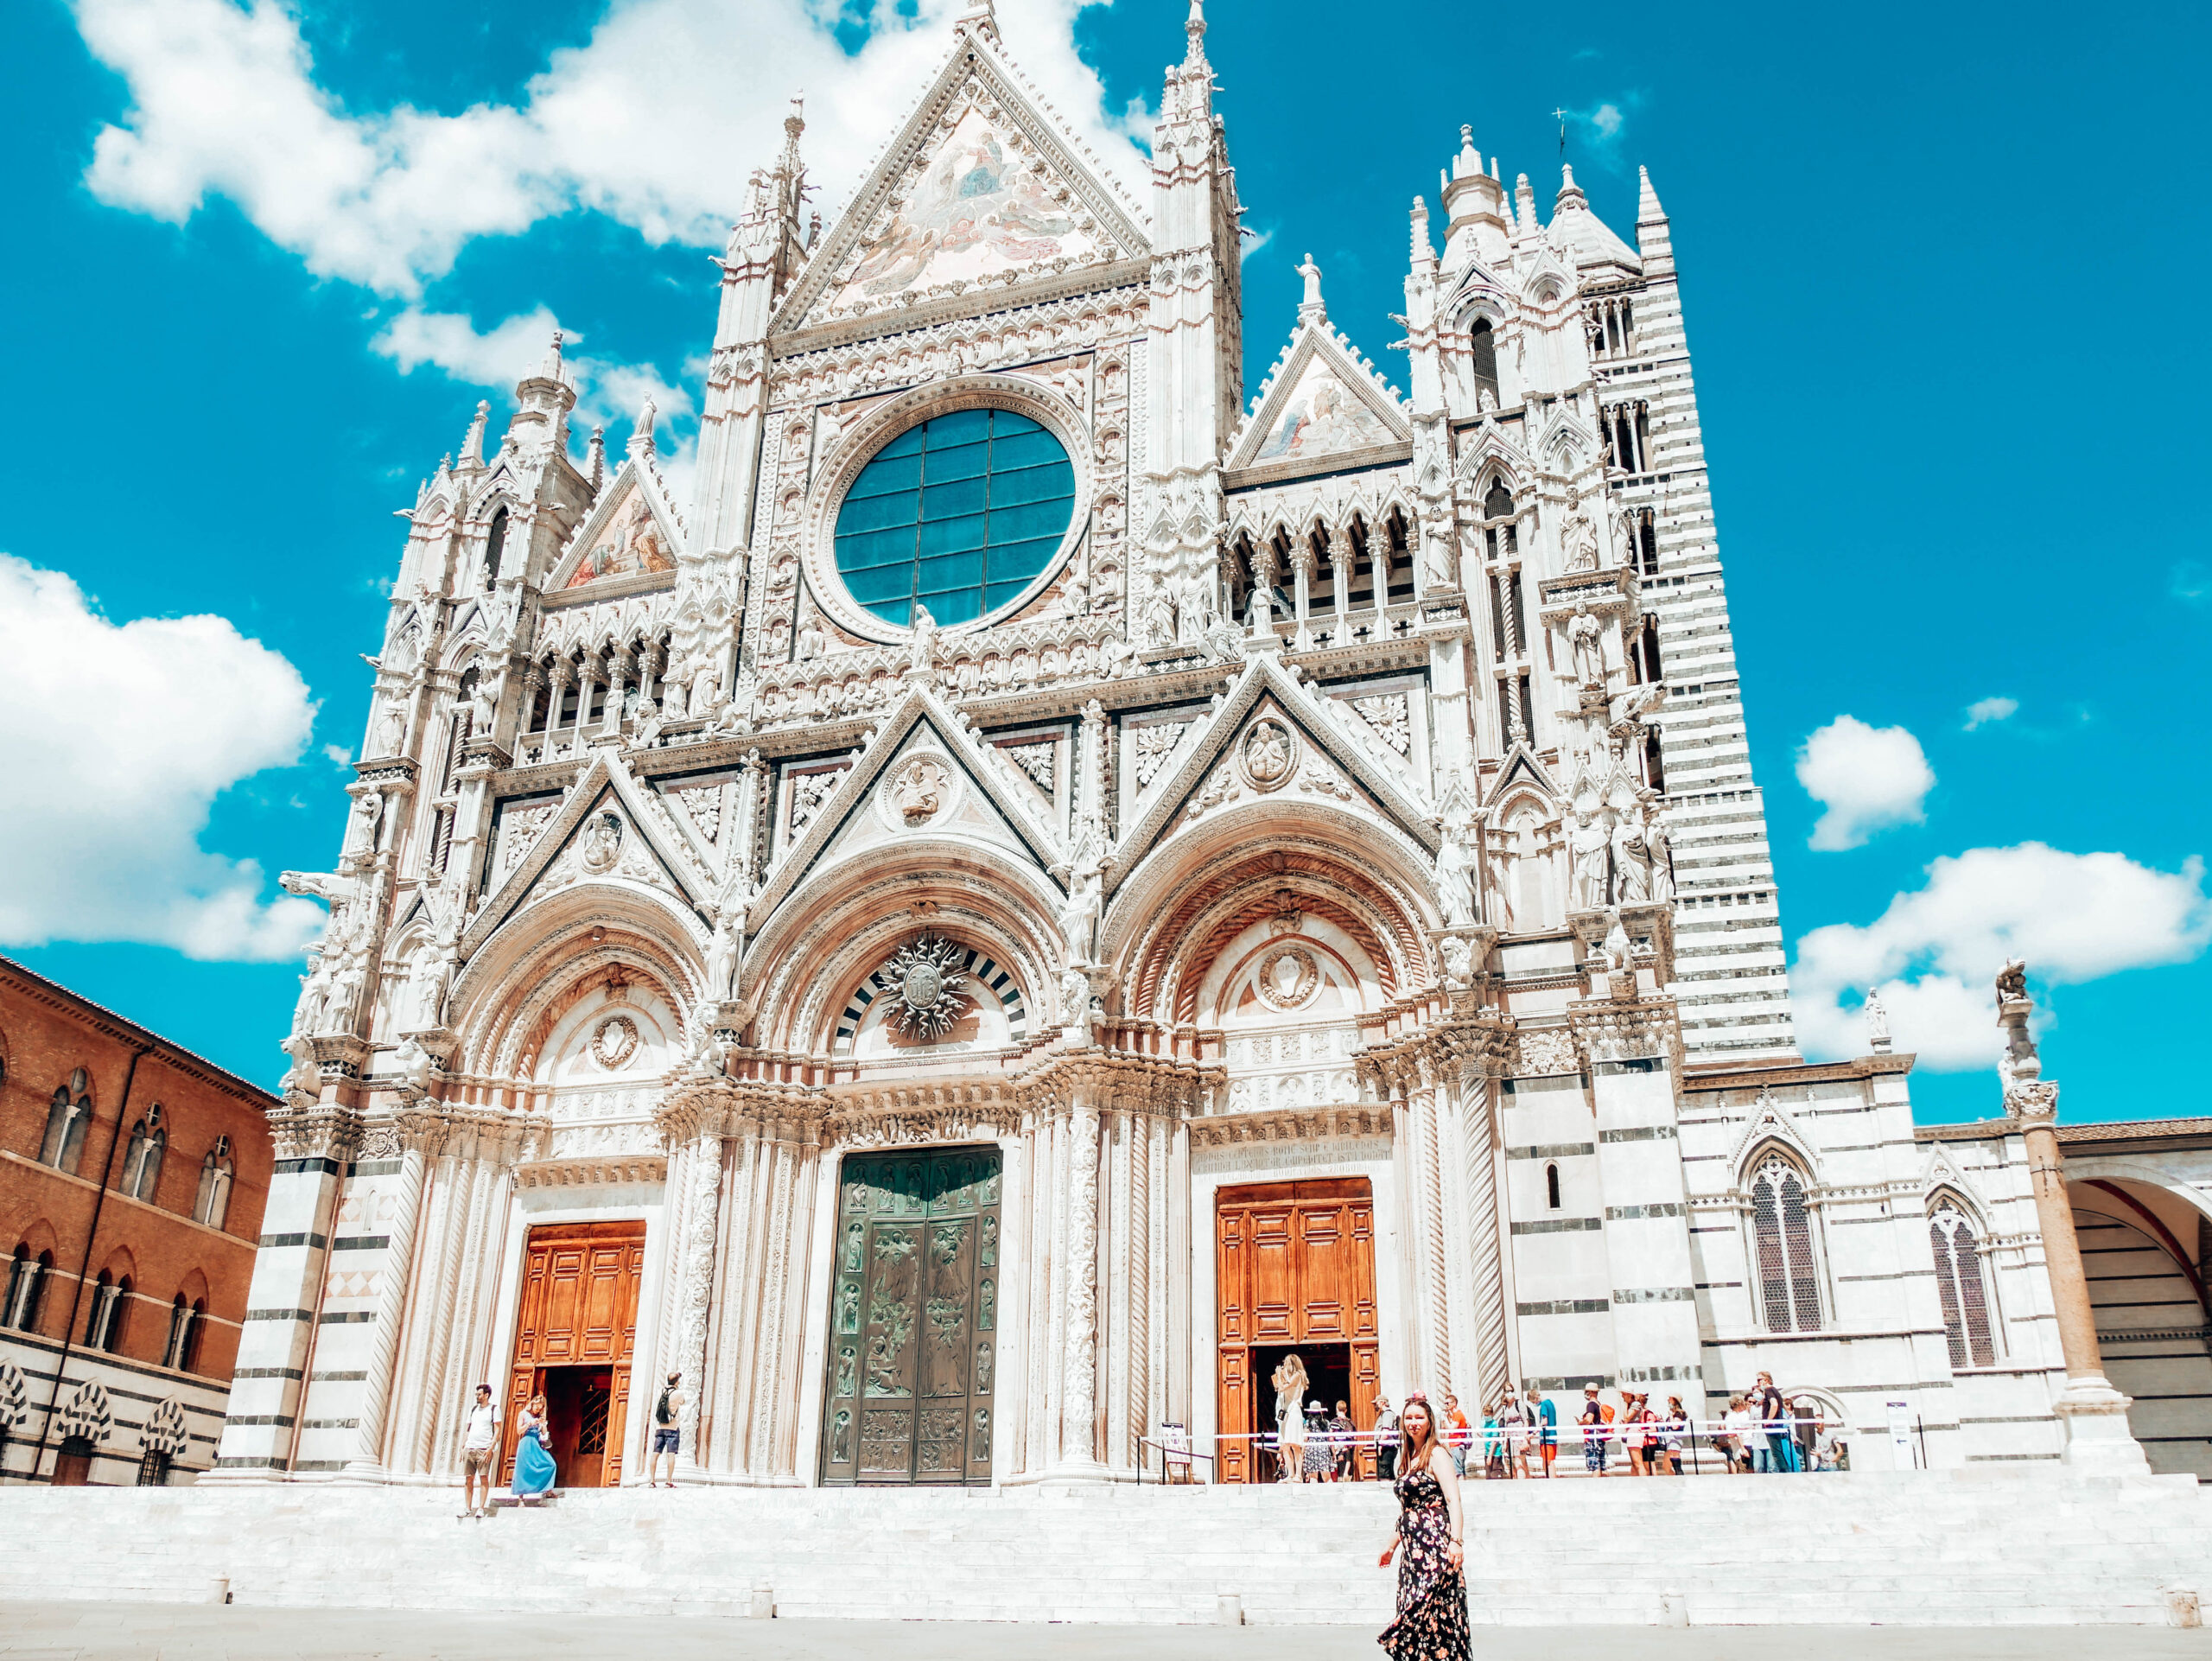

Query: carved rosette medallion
1236 719 1297 793
1254 945 1321 1011
879 752 960 830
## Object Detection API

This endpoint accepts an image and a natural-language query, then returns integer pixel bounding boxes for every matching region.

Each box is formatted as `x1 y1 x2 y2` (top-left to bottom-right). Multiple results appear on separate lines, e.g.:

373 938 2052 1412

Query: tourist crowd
1270 1371 1846 1480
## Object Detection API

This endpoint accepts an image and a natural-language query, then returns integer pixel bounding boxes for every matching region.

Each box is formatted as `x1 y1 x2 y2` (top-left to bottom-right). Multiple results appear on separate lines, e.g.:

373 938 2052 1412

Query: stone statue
703 912 739 1002
1434 819 1478 928
1639 793 1675 901
690 658 721 715
1421 519 1456 589
343 792 384 858
391 1034 438 1100
290 946 332 1038
468 667 503 735
409 943 452 1030
1611 806 1651 904
1561 503 1600 573
1569 809 1611 912
1568 601 1606 687
1995 958 2028 1002
375 705 405 757
1058 831 1105 965
1058 967 1093 1038
1864 989 1891 1049
906 602 942 681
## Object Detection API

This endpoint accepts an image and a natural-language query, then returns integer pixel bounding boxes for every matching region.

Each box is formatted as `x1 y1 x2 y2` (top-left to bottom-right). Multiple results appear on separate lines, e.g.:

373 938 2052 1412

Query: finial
459 399 488 467
955 0 997 39
1456 124 1479 178
538 328 565 382
1296 251 1325 322
1556 162 1588 212
1410 196 1435 267
586 425 607 492
1637 164 1668 225
1185 0 1209 65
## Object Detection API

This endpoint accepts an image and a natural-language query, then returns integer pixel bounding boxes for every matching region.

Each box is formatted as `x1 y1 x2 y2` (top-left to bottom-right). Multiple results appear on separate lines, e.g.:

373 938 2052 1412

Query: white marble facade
211 1 2202 1490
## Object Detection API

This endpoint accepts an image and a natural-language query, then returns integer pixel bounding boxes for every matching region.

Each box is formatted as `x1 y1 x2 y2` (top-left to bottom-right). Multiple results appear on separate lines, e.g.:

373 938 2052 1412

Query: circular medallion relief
1237 720 1297 792
579 811 624 875
876 750 962 831
1255 945 1321 1011
591 1015 640 1070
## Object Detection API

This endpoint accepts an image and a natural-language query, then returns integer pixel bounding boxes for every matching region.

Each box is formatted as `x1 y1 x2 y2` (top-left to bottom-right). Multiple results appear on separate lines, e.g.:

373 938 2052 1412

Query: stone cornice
1189 1104 1394 1149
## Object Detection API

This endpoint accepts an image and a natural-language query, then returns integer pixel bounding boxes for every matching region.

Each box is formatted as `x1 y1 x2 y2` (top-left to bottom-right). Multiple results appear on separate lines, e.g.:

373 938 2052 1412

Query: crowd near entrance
1216 1178 1379 1482
818 1145 1003 1487
503 1220 645 1488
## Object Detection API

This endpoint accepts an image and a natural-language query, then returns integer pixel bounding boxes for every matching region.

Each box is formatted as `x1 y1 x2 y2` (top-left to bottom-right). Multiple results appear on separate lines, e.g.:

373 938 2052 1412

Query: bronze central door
819 1146 1001 1486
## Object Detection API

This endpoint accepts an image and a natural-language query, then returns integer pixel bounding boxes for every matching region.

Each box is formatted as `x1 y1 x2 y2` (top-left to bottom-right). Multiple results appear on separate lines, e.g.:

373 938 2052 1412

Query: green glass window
833 409 1076 628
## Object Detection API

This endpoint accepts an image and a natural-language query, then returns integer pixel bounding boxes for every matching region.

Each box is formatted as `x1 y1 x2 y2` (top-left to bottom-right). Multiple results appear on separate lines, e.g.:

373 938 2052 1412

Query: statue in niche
343 792 384 858
843 1222 865 1276
1434 818 1479 929
703 911 740 1002
579 811 623 875
1611 805 1652 905
834 1346 857 1400
830 1410 853 1463
1561 500 1600 573
290 946 333 1039
906 602 942 681
1637 791 1675 902
1058 828 1105 966
1569 808 1611 912
375 705 406 757
1568 601 1606 687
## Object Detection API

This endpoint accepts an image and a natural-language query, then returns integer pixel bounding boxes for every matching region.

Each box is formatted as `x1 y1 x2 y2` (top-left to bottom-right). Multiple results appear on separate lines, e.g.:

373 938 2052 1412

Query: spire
1410 196 1435 270
538 328 567 385
1454 124 1480 180
1635 164 1675 275
1184 0 1210 71
627 398 658 459
1296 252 1325 323
458 399 488 468
1555 162 1589 213
1514 173 1537 239
586 425 607 493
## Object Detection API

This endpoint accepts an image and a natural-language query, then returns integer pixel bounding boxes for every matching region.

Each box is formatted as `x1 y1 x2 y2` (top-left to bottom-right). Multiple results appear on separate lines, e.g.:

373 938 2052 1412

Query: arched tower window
483 506 509 587
1468 316 1499 404
1545 1162 1561 1210
40 1072 91 1174
1749 1154 1823 1333
1929 1203 1998 1367
120 1108 165 1203
193 1139 235 1231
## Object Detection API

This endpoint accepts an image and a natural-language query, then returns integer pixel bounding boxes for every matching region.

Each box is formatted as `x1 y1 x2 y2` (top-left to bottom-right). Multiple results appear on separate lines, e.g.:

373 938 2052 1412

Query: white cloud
1588 103 1624 138
1796 715 1936 850
0 555 325 961
1793 843 2212 1068
372 304 563 386
74 0 1154 298
1963 696 2018 731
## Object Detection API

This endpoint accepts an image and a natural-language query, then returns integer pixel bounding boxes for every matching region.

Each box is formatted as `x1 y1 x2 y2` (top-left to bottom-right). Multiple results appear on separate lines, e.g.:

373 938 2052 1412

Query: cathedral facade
211 2 2196 1490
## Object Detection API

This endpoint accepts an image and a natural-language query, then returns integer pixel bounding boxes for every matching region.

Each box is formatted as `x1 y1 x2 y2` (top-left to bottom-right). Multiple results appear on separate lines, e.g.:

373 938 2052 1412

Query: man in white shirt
461 1384 499 1519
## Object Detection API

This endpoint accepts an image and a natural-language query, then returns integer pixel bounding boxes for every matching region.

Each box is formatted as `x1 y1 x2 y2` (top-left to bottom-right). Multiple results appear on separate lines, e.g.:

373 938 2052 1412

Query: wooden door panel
1215 1180 1376 1483
503 1220 645 1486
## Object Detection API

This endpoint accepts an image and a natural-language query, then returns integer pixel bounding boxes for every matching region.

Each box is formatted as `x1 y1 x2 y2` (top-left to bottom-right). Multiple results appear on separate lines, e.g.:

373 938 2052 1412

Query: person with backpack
645 1370 686 1487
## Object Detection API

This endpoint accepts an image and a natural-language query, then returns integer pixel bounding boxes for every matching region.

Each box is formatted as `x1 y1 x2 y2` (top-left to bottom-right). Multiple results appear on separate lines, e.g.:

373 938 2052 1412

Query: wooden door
505 1220 645 1486
1217 1179 1379 1482
819 1146 1002 1486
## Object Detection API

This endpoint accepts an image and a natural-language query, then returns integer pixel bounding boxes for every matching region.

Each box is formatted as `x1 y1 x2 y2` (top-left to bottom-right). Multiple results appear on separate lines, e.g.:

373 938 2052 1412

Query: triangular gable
545 461 682 591
462 750 714 955
1481 742 1561 816
773 29 1149 336
1530 401 1597 478
747 685 1066 931
1454 417 1535 487
1227 322 1410 474
1109 654 1440 897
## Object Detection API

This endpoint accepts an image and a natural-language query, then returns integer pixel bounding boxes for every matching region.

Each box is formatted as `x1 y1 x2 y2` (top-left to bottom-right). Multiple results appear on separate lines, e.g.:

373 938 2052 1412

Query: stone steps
4 1472 2208 1626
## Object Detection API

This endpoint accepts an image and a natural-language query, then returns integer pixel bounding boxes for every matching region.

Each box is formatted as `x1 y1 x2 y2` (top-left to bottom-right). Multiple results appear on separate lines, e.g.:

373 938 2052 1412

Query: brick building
0 955 276 1483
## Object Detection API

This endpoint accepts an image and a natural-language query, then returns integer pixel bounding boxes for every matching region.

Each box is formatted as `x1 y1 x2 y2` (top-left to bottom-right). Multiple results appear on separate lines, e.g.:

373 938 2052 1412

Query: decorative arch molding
94 1244 138 1283
746 851 1063 1053
1107 827 1435 1024
2063 1158 2212 1230
140 1397 190 1457
450 902 702 1080
1726 1090 1822 1189
54 1377 114 1444
798 372 1094 647
0 1356 29 1434
2072 1176 2212 1315
173 1266 212 1306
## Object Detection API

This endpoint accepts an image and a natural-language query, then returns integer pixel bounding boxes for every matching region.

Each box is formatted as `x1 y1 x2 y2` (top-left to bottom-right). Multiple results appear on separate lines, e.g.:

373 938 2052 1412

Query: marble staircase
4 1471 2208 1626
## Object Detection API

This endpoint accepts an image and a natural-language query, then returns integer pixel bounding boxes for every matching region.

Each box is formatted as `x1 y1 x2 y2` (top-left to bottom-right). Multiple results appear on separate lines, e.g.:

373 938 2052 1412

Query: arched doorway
819 1145 1003 1486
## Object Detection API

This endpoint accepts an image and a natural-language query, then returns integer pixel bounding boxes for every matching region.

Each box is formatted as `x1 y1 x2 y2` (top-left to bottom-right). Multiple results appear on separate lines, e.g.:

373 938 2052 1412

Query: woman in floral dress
1376 1392 1469 1659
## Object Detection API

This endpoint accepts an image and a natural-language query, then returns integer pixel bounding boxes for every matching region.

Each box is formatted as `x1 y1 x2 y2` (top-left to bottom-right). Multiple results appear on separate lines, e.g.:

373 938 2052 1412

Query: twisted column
1053 1091 1106 1480
672 1133 721 1479
1457 1076 1509 1403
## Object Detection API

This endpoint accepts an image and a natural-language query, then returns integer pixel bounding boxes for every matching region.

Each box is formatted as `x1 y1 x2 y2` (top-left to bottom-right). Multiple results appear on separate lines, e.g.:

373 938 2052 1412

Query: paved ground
3 1605 2209 1660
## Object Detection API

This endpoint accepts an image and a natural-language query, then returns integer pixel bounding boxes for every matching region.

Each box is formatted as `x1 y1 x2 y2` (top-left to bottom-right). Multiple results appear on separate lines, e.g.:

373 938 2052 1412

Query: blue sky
2 0 2206 1122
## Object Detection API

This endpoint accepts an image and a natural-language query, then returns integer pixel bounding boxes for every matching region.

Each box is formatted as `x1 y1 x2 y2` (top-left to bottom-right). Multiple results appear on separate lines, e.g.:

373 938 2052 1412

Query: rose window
833 409 1075 628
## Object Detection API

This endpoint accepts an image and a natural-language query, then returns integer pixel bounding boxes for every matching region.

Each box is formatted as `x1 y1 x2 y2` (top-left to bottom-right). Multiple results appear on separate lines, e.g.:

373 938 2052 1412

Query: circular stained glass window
833 408 1076 629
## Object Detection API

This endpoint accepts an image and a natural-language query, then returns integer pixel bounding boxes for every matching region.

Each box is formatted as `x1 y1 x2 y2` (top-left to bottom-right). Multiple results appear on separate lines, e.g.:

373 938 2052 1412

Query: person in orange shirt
1441 1392 1473 1477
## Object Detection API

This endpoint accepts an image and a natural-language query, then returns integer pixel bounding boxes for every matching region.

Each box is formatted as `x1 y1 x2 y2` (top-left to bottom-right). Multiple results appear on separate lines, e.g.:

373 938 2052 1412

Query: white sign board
1885 1397 1917 1469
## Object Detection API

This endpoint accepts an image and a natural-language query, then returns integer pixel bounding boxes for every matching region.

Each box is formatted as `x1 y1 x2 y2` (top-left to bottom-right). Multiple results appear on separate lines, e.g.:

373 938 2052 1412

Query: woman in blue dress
512 1393 557 1499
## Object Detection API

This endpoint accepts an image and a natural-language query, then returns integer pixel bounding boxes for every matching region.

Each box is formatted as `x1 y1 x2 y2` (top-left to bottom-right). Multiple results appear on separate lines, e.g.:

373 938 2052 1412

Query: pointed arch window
162 1295 204 1371
4 1245 48 1331
40 1071 92 1174
86 1270 130 1353
193 1139 235 1231
1749 1154 1823 1333
1467 316 1499 404
120 1108 165 1204
1929 1203 1998 1367
483 506 509 587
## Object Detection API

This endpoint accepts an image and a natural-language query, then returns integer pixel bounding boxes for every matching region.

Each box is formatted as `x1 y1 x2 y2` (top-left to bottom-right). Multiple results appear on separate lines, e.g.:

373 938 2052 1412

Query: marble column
1051 1089 1106 1480
340 1142 427 1480
670 1132 722 1480
1456 1071 1509 1405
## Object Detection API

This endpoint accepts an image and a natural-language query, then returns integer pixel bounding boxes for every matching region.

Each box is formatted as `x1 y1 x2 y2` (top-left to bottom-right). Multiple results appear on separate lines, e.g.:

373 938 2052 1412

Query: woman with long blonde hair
512 1391 557 1499
1376 1391 1469 1659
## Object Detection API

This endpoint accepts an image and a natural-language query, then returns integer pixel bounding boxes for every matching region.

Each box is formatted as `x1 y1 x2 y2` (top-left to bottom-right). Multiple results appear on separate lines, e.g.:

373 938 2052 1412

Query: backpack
655 1385 675 1427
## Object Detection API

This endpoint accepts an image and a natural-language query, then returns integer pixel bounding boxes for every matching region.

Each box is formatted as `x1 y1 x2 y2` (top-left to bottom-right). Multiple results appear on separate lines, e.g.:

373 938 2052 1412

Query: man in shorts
1529 1388 1558 1477
460 1383 498 1519
646 1371 686 1487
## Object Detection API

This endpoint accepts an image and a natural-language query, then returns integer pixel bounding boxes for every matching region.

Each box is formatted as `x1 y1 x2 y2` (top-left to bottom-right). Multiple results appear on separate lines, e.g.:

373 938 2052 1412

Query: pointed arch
1926 1190 2000 1368
1743 1144 1825 1335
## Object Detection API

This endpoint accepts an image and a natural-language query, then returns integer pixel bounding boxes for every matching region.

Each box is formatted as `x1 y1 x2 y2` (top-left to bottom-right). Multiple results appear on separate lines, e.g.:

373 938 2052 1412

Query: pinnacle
1637 164 1668 224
